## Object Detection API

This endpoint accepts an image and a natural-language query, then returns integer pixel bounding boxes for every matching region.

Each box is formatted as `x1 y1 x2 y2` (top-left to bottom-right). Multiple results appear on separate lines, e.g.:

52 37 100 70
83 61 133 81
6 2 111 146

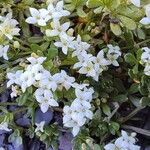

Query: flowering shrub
0 0 150 149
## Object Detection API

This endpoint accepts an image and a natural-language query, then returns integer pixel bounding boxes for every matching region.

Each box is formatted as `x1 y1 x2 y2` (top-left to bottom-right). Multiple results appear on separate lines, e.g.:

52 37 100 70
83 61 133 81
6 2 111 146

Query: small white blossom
0 122 12 132
144 65 150 76
7 70 23 87
53 70 75 90
38 72 58 92
0 147 5 150
35 121 45 133
72 35 90 57
34 88 58 113
54 33 75 54
47 1 70 19
0 12 20 40
26 8 51 26
140 4 150 25
106 44 121 66
27 56 46 65
0 45 9 60
130 0 140 7
104 130 140 150
46 20 70 37
141 47 150 63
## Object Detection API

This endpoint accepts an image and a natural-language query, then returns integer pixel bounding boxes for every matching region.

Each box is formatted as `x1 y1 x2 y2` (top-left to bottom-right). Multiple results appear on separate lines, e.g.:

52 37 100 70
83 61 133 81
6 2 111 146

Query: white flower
20 71 36 92
73 53 94 69
130 0 140 7
79 61 96 77
35 121 45 133
144 65 150 76
0 13 20 40
104 130 140 150
53 70 75 90
0 45 9 60
7 70 23 87
63 86 93 137
26 8 51 26
71 83 89 90
65 119 85 136
75 87 93 102
27 56 46 65
46 20 70 37
71 102 93 120
0 122 12 132
47 1 70 19
106 44 121 66
140 5 150 25
54 33 75 54
39 72 58 92
72 35 90 57
34 88 58 113
0 147 5 150
141 47 150 63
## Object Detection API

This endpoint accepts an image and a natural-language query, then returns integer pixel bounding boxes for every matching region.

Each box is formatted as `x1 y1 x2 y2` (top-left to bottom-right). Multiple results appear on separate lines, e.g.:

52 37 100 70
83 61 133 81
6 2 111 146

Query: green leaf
77 7 87 17
140 97 150 107
124 53 137 65
22 0 34 5
110 23 122 36
40 42 50 51
102 104 111 116
137 28 146 40
47 48 58 59
128 83 139 94
86 0 103 8
118 15 137 30
28 37 44 43
94 144 101 150
113 94 128 103
132 64 139 74
16 92 29 106
30 44 42 52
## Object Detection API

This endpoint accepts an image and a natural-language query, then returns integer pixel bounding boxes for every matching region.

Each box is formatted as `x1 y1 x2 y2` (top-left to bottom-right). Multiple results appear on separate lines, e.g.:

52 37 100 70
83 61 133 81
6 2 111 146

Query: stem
0 102 18 106
12 107 28 115
13 37 29 46
0 106 8 113
104 102 119 122
122 125 150 136
136 38 150 46
120 106 145 123
52 107 63 113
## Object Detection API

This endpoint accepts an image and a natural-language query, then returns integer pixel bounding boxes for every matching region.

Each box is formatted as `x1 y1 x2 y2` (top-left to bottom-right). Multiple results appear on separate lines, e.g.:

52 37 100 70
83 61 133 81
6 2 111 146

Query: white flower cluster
7 55 60 113
73 44 121 81
63 87 94 137
7 54 94 136
25 1 122 81
26 1 70 26
141 47 150 76
0 12 20 60
104 130 140 150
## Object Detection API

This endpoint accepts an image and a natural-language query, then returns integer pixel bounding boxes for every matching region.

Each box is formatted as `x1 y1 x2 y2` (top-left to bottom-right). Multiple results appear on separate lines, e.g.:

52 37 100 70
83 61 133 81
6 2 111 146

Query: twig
104 102 119 122
122 125 150 137
120 106 145 123
52 107 63 113
0 102 18 106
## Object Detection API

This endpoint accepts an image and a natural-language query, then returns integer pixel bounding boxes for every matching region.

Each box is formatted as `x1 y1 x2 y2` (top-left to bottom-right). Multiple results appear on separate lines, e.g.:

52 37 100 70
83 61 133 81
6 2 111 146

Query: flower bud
13 41 20 49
